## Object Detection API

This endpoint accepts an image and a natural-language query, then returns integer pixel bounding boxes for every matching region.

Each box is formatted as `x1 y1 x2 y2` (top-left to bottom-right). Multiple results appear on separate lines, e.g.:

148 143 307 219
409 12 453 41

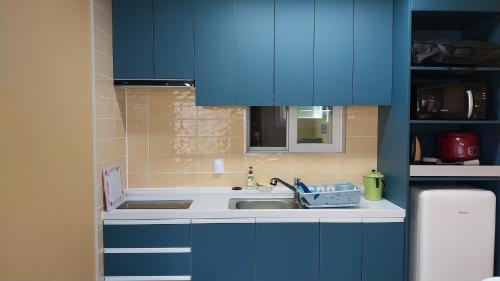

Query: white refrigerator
410 186 496 281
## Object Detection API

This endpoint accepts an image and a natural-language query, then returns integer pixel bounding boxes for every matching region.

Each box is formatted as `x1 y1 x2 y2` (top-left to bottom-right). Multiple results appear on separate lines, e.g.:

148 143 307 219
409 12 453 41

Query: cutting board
102 164 125 211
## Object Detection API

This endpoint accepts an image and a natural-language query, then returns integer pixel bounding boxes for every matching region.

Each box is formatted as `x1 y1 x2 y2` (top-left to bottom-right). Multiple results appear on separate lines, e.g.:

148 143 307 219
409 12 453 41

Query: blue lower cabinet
192 222 255 281
104 253 190 276
103 223 190 248
362 222 405 281
320 223 362 281
256 222 320 281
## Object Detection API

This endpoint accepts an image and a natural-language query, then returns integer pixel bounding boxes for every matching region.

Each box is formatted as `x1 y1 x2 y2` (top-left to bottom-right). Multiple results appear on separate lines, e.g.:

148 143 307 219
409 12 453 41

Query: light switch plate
213 159 224 174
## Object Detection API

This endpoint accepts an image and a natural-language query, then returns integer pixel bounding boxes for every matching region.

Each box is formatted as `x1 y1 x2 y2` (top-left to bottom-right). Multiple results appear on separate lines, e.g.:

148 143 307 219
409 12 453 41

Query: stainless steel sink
117 200 193 209
228 198 302 209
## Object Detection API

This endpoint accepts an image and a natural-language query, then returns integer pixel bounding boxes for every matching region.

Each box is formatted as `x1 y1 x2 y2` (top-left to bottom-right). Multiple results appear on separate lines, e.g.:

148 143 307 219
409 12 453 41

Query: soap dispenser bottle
247 166 255 189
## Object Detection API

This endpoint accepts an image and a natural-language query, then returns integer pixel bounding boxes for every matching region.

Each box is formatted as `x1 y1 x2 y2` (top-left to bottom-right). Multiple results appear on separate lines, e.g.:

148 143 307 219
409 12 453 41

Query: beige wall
124 88 378 188
0 1 95 281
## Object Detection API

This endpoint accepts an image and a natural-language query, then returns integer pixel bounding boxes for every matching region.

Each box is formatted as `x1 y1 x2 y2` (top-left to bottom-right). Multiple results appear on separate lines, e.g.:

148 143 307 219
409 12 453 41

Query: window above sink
246 106 345 153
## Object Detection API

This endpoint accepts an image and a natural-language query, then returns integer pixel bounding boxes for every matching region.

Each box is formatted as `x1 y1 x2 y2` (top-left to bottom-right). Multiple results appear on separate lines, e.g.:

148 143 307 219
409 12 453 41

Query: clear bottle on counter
247 166 255 189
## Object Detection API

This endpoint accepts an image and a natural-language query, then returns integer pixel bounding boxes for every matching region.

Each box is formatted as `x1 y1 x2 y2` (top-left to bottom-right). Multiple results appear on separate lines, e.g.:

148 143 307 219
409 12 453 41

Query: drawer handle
104 247 191 254
105 276 191 281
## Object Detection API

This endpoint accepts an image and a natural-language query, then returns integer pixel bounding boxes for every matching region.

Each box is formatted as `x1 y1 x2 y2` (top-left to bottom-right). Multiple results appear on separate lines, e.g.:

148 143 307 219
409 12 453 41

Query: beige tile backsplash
123 88 378 188
93 0 125 278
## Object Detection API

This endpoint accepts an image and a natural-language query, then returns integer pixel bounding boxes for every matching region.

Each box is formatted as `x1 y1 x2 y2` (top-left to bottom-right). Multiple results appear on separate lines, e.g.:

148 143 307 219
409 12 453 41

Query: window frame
245 107 289 153
245 106 345 154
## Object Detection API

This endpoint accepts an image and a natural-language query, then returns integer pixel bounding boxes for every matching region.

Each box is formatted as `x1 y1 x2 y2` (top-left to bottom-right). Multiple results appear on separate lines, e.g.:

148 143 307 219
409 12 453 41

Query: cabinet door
353 0 393 105
112 0 154 79
194 0 235 105
154 0 195 79
256 222 320 281
320 223 362 281
362 222 404 281
192 222 255 281
234 0 275 106
275 0 315 106
314 0 354 105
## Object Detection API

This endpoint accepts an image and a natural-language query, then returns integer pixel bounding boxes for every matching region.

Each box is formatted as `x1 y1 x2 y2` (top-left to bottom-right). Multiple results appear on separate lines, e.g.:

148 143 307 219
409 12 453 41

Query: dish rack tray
299 187 362 208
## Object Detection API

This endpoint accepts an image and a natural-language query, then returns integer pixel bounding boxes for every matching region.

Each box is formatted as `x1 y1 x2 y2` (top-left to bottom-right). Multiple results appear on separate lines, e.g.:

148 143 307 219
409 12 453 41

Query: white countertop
102 187 406 221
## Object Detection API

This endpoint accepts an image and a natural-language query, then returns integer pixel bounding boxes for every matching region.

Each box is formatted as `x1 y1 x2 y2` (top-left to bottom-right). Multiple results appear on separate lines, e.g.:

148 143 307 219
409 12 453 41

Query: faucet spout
270 178 300 201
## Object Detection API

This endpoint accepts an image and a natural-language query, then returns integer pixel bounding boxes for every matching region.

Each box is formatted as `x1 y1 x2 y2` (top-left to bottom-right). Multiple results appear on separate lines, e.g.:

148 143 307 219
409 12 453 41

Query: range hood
114 79 195 87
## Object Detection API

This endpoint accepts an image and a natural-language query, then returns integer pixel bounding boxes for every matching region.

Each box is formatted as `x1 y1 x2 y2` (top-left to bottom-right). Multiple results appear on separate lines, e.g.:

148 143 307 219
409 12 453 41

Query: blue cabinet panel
353 0 393 105
194 0 235 105
362 223 404 281
154 0 195 79
112 0 154 79
234 0 275 105
377 0 411 210
256 223 320 281
274 0 315 106
314 0 354 105
192 223 255 281
104 253 190 276
320 223 362 281
412 0 500 12
103 224 190 248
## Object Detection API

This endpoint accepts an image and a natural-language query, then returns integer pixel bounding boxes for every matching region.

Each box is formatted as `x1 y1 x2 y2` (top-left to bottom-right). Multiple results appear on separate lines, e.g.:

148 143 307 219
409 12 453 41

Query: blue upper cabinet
154 0 195 79
412 0 500 12
320 223 362 281
192 222 255 281
194 0 235 105
274 0 315 106
314 0 354 105
194 0 275 106
233 0 275 106
353 0 393 105
113 0 396 106
256 222 320 281
362 222 405 281
113 0 154 79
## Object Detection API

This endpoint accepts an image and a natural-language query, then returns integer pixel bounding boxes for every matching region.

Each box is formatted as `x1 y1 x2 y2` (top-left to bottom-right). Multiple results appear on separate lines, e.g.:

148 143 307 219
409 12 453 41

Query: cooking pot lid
439 131 477 137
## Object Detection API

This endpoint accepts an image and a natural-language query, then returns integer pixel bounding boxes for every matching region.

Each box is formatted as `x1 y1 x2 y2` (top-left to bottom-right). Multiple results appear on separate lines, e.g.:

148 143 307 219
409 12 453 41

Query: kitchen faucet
270 177 300 201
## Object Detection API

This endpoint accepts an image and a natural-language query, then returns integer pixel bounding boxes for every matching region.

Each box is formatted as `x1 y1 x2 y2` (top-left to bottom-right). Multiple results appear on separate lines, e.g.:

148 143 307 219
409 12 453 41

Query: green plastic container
363 170 385 201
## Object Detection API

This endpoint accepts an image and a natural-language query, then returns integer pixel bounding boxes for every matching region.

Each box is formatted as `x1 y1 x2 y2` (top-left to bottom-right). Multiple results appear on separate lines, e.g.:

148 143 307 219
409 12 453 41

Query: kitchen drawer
104 252 191 276
104 221 190 248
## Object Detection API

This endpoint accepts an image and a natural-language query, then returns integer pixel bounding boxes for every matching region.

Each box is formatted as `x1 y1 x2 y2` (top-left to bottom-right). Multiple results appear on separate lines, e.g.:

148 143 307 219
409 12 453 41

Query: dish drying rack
297 182 362 208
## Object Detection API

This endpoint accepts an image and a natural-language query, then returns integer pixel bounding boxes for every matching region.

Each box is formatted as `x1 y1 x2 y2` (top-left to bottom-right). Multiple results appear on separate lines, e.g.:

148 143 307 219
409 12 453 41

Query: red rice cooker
437 131 480 163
